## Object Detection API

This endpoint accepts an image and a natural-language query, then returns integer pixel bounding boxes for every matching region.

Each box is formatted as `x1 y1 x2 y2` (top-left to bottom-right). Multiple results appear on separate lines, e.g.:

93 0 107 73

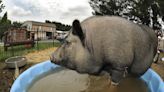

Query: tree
12 21 23 28
0 12 8 23
0 0 5 13
45 20 51 23
0 12 12 40
45 20 71 31
90 0 132 16
89 0 163 30
156 0 164 20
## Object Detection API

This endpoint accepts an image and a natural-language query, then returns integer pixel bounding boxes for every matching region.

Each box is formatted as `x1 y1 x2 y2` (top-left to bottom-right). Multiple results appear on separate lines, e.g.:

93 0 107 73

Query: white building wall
23 21 56 40
34 32 47 40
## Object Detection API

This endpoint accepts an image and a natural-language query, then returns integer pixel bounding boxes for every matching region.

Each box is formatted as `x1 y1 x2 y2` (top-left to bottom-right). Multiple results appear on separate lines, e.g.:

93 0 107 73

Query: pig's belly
27 67 148 92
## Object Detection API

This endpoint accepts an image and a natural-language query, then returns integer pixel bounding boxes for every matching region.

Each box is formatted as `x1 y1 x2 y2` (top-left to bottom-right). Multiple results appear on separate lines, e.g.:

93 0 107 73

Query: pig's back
81 16 156 67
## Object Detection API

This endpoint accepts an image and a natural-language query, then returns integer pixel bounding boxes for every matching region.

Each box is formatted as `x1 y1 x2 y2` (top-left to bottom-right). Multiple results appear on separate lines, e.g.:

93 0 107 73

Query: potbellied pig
51 16 158 84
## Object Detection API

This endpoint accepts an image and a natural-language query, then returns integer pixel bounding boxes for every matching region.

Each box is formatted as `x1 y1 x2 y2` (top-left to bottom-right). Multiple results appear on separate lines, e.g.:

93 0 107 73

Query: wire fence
0 39 61 62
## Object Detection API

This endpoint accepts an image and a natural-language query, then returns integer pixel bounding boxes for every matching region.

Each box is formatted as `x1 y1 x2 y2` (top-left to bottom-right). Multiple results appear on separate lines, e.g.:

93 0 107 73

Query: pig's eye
65 40 71 46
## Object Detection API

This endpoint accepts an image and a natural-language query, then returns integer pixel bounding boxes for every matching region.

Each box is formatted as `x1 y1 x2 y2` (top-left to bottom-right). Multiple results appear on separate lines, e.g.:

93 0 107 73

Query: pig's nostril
50 55 58 64
50 55 55 62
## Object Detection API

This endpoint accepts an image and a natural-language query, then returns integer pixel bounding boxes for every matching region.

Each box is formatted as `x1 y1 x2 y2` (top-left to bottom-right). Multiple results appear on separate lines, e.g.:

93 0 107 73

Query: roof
56 31 69 34
24 21 56 28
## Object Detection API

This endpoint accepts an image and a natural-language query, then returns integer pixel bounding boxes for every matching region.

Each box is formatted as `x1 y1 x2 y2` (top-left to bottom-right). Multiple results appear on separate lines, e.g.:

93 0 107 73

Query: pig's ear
72 19 85 43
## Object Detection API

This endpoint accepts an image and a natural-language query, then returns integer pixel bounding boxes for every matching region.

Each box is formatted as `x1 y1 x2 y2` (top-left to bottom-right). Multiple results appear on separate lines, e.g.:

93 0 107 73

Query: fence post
53 30 55 47
11 45 14 56
4 32 7 51
36 28 39 51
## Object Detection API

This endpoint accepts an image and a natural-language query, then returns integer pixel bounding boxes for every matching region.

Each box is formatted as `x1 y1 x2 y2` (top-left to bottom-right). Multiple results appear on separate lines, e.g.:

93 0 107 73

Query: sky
0 0 93 24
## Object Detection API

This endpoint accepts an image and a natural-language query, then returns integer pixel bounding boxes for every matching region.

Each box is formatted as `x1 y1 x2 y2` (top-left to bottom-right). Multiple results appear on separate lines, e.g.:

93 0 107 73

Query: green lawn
0 42 61 62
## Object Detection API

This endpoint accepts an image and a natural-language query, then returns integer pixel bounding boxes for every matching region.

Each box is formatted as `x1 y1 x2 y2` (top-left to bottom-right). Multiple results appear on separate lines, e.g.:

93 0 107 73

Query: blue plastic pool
10 60 164 92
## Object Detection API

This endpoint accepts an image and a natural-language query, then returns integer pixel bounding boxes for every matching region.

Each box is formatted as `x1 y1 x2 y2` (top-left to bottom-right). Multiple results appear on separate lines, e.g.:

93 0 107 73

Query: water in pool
26 67 149 92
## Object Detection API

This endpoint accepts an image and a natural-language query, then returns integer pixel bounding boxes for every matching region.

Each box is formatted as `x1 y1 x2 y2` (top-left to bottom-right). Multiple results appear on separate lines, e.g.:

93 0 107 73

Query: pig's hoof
111 81 119 86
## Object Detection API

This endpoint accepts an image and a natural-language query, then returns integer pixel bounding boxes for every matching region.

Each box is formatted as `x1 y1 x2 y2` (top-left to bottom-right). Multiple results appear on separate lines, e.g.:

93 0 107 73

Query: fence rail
0 39 61 62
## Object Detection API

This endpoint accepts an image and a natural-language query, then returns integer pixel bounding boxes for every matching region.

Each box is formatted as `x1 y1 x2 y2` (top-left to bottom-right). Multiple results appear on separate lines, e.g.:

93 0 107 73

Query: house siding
22 21 56 40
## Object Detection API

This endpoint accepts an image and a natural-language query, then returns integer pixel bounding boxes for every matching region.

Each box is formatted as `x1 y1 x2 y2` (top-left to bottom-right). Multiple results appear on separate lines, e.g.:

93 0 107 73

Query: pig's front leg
110 67 125 85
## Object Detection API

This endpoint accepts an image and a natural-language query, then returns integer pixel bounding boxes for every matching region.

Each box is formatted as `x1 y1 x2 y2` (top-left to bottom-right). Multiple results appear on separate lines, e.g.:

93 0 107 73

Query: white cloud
2 0 93 24
10 6 32 17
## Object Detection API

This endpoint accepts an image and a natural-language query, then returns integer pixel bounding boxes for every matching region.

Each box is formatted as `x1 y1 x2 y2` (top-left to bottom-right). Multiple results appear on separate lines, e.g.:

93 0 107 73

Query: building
4 28 34 51
55 30 69 40
22 21 56 40
56 30 69 34
4 28 28 42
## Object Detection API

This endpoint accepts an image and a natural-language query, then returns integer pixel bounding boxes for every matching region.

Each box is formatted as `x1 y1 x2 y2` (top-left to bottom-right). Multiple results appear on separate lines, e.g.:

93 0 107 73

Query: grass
0 41 61 62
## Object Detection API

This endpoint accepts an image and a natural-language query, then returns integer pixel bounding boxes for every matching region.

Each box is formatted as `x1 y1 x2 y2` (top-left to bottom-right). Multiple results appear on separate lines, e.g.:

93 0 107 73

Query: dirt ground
0 47 164 92
0 62 34 92
152 61 164 80
0 47 57 92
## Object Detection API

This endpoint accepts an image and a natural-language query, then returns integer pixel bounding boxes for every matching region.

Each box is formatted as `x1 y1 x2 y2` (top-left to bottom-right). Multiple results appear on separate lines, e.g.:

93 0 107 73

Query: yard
0 41 61 62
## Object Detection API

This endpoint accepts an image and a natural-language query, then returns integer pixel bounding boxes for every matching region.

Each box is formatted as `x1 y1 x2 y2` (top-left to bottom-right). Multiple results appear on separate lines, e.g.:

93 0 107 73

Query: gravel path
24 47 57 63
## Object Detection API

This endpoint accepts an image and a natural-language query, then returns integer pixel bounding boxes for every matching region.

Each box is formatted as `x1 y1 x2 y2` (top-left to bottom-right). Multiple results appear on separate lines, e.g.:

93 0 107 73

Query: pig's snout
50 55 59 64
50 55 55 63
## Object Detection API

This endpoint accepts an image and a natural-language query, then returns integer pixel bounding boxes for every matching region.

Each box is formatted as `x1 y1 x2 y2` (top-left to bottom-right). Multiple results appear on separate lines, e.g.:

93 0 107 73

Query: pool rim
10 60 164 92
